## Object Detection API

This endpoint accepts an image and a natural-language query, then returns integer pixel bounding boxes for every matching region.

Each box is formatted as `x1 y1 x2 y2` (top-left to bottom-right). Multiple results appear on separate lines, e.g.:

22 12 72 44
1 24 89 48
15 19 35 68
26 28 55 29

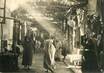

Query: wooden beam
0 16 15 20
0 8 4 9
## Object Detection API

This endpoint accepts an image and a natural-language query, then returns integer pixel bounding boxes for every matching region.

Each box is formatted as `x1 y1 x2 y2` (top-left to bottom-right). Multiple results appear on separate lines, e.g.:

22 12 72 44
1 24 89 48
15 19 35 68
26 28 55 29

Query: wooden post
1 22 3 51
3 0 6 24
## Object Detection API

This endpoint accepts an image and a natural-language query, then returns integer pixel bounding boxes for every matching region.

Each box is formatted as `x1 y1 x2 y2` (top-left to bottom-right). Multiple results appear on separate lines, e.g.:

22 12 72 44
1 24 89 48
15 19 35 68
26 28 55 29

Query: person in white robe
43 38 56 73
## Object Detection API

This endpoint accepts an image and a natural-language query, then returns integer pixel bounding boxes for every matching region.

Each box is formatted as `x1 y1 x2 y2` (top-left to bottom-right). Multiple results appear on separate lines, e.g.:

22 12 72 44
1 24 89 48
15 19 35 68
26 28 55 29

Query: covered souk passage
0 0 104 73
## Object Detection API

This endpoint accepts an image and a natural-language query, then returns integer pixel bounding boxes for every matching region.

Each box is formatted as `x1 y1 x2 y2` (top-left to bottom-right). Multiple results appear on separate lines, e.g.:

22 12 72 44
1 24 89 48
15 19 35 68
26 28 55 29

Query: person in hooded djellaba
43 36 56 73
22 33 35 70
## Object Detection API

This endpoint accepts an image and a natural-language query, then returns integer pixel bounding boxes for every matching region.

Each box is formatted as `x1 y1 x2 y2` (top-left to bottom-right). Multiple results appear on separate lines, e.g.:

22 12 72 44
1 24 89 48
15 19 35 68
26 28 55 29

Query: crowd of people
2 26 104 73
15 33 68 73
81 30 104 72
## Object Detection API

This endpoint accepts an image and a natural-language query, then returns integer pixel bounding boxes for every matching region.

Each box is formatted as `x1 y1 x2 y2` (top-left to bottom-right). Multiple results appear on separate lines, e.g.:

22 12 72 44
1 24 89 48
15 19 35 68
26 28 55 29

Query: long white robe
44 39 56 71
48 43 56 65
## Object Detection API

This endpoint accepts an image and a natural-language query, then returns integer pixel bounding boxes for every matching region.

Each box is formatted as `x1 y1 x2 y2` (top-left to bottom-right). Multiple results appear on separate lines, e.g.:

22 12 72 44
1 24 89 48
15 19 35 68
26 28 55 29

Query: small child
61 46 67 61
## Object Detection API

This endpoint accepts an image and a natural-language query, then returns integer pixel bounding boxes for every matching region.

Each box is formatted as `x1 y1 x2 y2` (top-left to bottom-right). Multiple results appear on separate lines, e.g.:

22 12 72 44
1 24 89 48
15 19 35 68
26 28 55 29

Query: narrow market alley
0 0 104 73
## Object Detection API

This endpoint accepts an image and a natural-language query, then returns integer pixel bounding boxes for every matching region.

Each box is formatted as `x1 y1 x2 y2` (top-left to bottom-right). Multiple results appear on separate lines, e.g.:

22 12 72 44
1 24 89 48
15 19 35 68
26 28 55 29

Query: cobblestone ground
16 53 81 73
